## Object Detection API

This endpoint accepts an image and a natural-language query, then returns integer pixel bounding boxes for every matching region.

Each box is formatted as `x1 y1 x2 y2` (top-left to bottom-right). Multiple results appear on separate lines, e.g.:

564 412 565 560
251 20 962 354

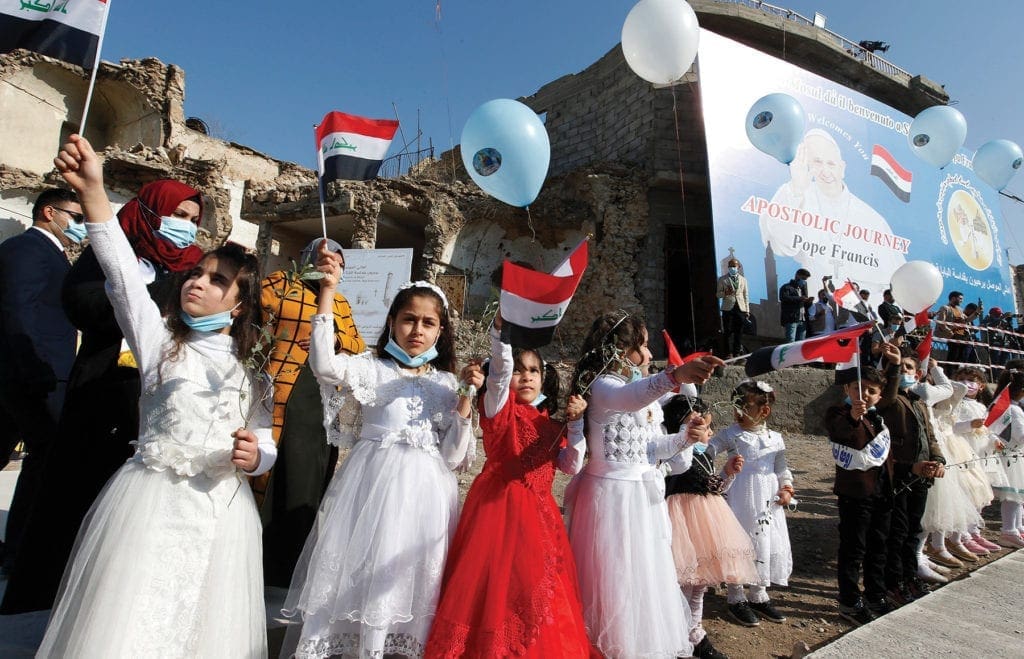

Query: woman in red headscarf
0 180 207 614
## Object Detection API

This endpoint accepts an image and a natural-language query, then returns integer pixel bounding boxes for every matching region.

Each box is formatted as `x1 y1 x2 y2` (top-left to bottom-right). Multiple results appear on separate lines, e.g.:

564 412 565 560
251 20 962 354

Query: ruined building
6 0 999 358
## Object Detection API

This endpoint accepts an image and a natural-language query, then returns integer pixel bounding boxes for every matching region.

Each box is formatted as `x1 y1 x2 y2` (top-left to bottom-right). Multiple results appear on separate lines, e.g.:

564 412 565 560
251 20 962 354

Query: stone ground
1 365 1021 657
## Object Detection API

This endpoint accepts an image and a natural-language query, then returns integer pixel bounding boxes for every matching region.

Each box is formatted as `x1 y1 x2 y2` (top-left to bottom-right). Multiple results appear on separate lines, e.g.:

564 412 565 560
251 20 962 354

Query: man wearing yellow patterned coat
256 238 365 587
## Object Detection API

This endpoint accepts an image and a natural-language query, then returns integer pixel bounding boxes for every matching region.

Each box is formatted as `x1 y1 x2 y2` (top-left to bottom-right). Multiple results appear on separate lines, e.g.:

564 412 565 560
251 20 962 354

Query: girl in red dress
425 313 595 658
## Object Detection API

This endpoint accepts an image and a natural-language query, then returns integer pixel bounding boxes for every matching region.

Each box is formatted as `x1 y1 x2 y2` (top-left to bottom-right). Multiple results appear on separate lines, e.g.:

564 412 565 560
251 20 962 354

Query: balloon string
671 85 699 346
525 206 537 242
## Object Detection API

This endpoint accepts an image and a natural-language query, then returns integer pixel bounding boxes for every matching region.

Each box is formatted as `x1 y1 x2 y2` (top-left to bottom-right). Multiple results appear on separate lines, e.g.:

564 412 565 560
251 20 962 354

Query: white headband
399 280 449 312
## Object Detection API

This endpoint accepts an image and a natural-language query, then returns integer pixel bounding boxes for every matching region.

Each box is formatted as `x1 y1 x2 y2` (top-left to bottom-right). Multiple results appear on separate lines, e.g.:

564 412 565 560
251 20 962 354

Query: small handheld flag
1 0 109 69
745 322 873 377
499 239 588 349
985 386 1012 428
315 111 399 184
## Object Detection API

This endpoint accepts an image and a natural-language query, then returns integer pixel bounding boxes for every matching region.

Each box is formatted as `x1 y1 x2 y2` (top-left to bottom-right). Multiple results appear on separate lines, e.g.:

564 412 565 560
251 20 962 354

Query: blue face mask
629 365 643 383
843 395 876 412
384 330 438 368
156 216 197 249
728 266 738 276
899 374 917 389
179 302 239 333
62 222 88 244
531 393 547 407
692 442 708 455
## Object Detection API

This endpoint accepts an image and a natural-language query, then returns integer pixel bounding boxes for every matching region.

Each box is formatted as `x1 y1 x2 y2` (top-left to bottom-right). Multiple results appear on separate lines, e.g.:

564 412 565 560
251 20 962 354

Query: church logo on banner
499 239 588 349
315 111 399 184
0 0 109 69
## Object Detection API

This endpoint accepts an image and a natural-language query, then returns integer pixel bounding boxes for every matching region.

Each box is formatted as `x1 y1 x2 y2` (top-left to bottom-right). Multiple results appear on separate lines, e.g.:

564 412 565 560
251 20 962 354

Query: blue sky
100 0 1024 258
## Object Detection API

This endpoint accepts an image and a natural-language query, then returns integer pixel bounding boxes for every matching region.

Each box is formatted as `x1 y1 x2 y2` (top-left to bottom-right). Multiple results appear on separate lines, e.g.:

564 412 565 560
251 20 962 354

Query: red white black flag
745 322 873 377
870 144 913 203
315 111 399 184
985 386 1012 428
0 0 109 69
499 239 588 349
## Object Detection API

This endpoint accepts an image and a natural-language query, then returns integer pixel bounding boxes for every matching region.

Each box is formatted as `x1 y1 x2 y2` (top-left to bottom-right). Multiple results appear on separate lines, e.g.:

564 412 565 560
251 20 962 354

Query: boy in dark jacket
826 365 893 625
876 346 947 607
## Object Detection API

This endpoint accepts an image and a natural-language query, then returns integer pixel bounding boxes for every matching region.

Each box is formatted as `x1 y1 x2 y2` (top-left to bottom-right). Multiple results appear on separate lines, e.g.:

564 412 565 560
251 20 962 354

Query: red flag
661 330 709 392
916 329 932 365
904 308 931 334
985 386 1012 427
745 322 873 377
663 330 683 367
499 239 588 348
833 280 860 309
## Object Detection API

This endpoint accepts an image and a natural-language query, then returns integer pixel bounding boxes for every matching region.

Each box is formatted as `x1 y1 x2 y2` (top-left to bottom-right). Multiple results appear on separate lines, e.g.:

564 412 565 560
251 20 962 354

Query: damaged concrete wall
0 51 302 252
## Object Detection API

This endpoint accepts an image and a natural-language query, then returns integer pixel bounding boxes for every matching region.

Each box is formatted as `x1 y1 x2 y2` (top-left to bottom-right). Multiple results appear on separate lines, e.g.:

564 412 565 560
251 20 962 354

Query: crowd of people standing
0 137 1019 658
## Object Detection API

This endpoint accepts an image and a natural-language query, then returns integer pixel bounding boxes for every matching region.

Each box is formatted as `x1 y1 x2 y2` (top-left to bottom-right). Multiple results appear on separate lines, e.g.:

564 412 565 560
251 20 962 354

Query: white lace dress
280 314 472 659
709 424 793 587
988 405 1024 504
954 397 1011 491
564 371 693 659
37 221 276 659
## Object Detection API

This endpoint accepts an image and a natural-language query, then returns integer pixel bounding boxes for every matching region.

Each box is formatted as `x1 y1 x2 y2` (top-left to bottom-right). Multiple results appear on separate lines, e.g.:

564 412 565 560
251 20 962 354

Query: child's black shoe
727 601 760 627
865 595 893 616
748 599 786 623
838 600 876 627
693 635 729 659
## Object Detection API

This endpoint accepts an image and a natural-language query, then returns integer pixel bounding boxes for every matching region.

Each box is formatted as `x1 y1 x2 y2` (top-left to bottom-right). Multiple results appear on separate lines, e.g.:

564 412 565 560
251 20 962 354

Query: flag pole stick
79 0 112 135
722 353 751 364
314 123 328 240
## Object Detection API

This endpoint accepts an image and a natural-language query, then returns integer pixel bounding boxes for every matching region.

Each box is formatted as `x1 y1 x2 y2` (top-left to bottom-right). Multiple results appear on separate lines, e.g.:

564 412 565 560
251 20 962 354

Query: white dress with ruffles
564 371 693 659
280 314 472 659
37 221 276 659
709 424 793 587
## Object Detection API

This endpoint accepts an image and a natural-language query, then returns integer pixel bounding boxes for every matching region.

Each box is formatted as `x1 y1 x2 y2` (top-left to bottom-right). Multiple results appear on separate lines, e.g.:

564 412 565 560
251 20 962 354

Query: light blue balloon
973 139 1023 191
460 99 550 207
745 93 806 164
907 105 967 168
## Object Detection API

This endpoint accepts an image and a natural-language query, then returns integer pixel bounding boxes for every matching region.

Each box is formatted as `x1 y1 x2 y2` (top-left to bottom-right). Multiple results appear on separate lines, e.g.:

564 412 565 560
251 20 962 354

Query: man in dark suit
0 188 82 570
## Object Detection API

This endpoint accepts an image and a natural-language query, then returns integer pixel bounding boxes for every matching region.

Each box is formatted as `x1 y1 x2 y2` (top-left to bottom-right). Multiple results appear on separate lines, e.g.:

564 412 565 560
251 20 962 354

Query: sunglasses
51 206 85 224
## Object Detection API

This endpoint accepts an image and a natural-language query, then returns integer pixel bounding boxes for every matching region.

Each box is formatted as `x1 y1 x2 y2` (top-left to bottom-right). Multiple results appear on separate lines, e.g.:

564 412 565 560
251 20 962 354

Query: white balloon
621 0 700 85
890 261 944 314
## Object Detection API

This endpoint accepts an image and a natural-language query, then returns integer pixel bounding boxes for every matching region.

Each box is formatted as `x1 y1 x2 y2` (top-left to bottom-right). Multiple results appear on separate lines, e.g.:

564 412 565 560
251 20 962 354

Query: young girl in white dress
564 312 721 659
41 135 277 658
709 380 794 628
984 370 1024 548
951 366 1010 553
281 244 480 659
922 367 994 568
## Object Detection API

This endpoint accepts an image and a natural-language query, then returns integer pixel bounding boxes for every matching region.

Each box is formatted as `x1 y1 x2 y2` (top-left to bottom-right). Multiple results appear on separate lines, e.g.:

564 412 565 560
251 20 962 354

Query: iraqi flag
745 322 873 377
315 111 399 184
916 328 933 365
0 0 108 69
985 386 1012 428
832 280 860 310
870 144 912 203
903 308 931 334
499 239 588 349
